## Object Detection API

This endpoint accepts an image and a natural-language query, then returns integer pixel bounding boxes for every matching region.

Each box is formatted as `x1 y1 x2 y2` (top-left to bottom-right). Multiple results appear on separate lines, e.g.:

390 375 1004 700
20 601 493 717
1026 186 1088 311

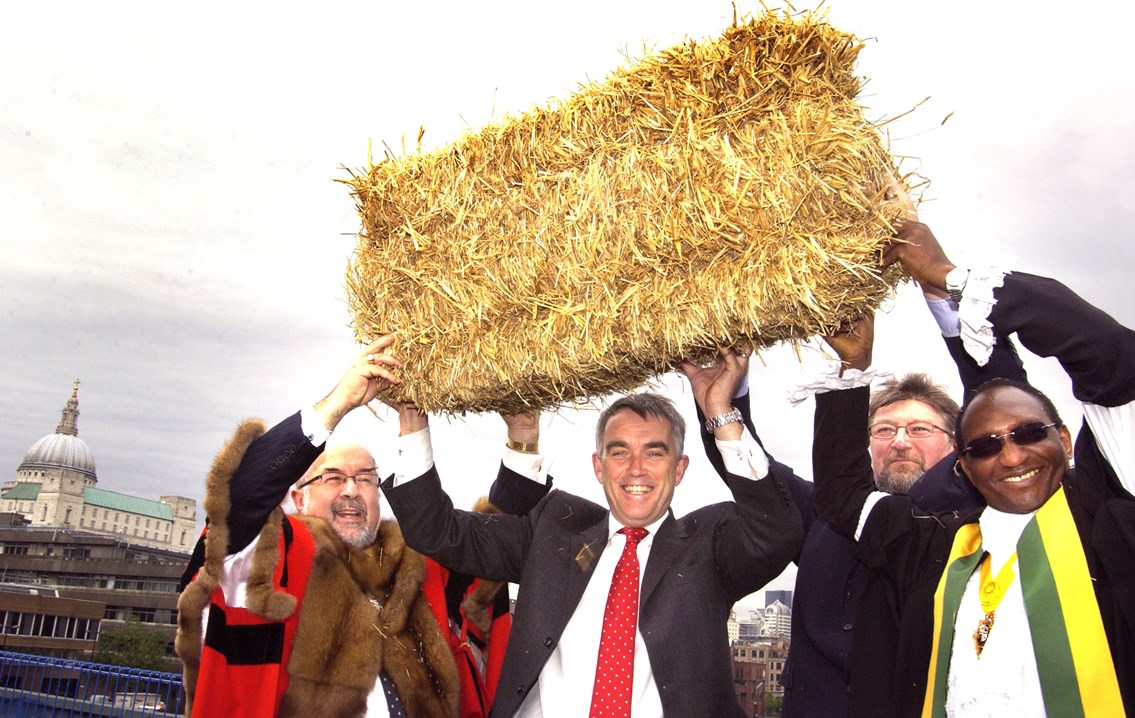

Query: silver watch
704 407 743 433
945 267 970 302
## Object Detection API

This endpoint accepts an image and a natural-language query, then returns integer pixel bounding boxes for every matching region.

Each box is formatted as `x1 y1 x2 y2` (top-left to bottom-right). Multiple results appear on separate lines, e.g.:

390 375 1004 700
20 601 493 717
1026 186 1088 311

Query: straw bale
344 7 909 414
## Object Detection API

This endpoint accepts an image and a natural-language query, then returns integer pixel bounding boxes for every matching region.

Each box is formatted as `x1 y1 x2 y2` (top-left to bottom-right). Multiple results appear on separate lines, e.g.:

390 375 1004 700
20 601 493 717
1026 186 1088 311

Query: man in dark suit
690 236 1025 717
812 223 1135 715
380 347 804 718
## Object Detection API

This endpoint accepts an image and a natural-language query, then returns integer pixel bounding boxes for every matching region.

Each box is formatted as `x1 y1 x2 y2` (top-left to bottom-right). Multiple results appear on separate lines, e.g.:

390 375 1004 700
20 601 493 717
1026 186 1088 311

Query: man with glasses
176 336 518 718
693 291 1023 718
813 222 1135 716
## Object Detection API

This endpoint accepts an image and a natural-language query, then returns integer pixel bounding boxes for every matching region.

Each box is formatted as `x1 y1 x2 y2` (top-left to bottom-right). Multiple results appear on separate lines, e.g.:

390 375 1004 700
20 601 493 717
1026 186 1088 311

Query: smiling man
291 444 382 547
812 222 1135 717
175 337 517 718
592 397 689 529
380 348 803 718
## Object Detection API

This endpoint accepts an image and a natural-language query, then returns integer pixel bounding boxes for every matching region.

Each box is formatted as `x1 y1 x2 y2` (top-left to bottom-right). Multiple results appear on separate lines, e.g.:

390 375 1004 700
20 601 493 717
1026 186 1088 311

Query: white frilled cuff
787 365 889 406
957 268 1008 366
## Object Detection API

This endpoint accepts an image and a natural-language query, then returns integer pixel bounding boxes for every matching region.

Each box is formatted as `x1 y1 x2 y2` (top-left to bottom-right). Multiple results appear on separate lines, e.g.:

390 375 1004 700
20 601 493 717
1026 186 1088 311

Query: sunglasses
960 421 1061 459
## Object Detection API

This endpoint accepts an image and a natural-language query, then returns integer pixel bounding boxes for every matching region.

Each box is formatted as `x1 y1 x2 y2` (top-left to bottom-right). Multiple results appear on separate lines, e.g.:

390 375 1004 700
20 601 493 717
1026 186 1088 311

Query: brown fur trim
243 509 297 621
385 590 460 718
175 418 267 714
281 522 381 717
177 421 459 717
201 419 266 577
284 518 457 718
460 498 507 637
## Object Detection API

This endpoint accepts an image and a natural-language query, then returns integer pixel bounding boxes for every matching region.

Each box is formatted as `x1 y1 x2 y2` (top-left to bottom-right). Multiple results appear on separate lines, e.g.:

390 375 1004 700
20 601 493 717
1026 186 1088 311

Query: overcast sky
3 1 1134 601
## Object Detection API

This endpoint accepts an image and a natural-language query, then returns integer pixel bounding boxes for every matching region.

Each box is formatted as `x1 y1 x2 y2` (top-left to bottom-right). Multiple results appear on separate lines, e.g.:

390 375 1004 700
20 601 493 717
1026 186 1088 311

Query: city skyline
5 2 1135 599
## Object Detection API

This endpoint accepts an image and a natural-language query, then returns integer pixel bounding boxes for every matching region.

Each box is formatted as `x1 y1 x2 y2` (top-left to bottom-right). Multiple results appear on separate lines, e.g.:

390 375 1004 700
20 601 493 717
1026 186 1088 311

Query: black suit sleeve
383 468 534 583
988 272 1135 406
488 463 553 516
226 412 323 554
811 386 875 539
944 332 1027 399
695 390 815 547
713 459 805 597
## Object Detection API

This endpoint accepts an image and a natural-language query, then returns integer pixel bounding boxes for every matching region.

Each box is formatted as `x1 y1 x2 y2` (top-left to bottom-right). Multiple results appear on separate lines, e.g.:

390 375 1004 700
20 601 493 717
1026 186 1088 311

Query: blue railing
0 651 183 717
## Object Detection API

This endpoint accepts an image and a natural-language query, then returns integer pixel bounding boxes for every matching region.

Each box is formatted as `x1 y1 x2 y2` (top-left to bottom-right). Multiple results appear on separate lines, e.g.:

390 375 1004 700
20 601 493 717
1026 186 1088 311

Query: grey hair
869 372 960 434
595 393 686 456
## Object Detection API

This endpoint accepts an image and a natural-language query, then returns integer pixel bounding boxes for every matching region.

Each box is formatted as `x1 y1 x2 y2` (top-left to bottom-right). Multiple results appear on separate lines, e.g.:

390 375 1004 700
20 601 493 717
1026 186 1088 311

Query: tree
93 617 175 672
764 692 783 716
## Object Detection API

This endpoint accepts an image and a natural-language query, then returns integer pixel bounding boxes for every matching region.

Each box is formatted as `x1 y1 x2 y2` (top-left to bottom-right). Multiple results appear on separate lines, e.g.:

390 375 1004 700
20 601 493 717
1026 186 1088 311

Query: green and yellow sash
921 487 1122 717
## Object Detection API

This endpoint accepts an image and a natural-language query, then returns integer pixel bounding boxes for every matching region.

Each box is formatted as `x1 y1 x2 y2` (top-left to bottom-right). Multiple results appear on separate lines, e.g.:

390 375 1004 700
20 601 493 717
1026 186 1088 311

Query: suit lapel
640 511 680 604
564 515 611 609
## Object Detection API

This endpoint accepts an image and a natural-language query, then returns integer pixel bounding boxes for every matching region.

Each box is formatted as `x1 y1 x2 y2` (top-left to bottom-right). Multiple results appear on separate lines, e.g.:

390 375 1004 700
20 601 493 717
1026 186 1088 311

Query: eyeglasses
869 422 949 441
960 421 1061 459
297 470 380 490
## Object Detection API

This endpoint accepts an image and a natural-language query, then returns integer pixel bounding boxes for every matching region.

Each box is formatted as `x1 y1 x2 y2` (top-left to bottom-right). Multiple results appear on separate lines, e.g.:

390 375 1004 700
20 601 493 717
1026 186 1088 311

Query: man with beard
812 222 1135 715
176 336 517 718
867 373 964 496
693 223 1025 718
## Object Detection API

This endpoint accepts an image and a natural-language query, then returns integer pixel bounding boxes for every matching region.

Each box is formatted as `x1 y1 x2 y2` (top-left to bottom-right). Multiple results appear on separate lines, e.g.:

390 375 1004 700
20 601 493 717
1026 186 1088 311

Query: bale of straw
344 8 908 414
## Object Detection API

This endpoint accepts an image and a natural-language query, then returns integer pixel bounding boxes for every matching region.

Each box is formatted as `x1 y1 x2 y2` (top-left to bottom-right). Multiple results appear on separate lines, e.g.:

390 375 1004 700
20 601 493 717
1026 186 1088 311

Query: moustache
886 449 923 465
332 496 368 517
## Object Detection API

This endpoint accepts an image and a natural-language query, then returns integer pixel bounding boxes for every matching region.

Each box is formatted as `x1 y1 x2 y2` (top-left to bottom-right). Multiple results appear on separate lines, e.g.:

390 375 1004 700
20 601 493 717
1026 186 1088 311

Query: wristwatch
945 267 970 303
704 407 743 433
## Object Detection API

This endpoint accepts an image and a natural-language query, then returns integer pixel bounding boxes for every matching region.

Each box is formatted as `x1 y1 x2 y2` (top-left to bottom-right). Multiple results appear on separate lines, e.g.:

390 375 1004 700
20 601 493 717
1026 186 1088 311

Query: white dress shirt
392 422 771 717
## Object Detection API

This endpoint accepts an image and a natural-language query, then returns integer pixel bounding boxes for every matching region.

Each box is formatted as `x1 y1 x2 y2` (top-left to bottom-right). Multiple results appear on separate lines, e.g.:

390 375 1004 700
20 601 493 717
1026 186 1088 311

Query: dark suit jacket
813 271 1135 716
383 458 803 718
692 332 1021 718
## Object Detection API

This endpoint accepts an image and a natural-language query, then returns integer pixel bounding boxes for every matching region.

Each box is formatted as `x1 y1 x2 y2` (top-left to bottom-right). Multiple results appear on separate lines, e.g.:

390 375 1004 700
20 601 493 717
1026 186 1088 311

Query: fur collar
177 419 458 718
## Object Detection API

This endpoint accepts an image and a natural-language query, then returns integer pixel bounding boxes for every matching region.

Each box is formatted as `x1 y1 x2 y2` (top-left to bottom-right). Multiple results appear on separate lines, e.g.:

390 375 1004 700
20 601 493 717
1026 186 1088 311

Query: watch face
946 268 968 288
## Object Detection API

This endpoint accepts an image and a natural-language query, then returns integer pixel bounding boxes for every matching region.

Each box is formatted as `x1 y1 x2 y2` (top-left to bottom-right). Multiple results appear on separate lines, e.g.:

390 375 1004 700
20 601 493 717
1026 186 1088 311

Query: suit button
516 686 524 695
543 637 553 648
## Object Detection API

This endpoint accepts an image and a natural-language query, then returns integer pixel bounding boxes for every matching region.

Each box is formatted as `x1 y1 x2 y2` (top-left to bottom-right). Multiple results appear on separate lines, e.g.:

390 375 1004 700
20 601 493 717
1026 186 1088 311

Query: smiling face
291 444 381 548
593 408 689 528
958 386 1073 514
870 399 956 494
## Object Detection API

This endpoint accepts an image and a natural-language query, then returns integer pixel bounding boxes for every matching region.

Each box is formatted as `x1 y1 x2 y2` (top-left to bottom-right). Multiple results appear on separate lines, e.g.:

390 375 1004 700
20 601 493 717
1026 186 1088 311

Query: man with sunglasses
176 335 522 718
691 286 1024 718
813 222 1135 716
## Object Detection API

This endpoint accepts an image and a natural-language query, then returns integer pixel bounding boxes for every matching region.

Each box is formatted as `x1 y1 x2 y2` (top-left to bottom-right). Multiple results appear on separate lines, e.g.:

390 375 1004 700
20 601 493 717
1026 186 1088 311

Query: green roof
2 483 41 501
83 488 173 521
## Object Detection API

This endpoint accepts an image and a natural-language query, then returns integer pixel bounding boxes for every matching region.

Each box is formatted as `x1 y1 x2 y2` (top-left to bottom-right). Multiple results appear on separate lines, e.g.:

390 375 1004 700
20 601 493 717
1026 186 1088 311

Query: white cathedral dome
18 382 97 481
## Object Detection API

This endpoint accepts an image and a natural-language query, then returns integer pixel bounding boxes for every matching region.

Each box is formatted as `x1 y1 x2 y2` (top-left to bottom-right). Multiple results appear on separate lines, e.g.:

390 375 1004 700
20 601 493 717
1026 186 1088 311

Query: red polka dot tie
589 526 648 718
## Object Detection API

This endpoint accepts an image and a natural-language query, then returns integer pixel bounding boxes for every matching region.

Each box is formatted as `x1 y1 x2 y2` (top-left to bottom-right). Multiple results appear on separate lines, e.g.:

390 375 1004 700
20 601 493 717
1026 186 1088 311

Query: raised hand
881 221 956 292
679 346 752 419
822 315 874 374
501 410 540 448
314 334 402 430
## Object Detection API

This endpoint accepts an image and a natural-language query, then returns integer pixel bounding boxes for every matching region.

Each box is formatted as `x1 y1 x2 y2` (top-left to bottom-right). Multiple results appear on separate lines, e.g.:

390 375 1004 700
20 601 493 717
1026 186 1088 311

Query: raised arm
488 411 553 515
225 335 402 552
887 221 1135 405
888 222 1135 495
810 316 878 539
681 348 805 592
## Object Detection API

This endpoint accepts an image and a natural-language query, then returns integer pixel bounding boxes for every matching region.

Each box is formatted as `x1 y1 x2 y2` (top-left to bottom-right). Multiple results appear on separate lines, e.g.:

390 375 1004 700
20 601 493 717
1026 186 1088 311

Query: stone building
760 599 792 641
0 382 196 664
732 635 789 709
1 383 197 553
